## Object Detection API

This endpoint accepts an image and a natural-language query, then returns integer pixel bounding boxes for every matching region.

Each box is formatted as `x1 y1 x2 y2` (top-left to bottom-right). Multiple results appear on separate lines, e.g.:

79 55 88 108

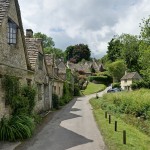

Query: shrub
131 80 150 90
74 84 81 96
21 86 36 114
88 76 109 85
52 94 59 109
0 115 35 141
112 82 121 88
11 95 29 115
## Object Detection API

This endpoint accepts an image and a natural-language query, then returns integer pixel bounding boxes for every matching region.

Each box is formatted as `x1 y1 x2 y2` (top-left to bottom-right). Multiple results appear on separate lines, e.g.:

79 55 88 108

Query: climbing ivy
0 75 37 141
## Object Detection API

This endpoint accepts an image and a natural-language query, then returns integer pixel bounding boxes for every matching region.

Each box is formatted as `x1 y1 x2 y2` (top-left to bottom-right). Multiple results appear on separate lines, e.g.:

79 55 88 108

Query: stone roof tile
0 0 9 25
121 72 142 80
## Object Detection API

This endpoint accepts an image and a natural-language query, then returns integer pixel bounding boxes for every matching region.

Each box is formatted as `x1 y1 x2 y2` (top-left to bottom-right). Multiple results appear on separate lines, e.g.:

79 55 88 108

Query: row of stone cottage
0 0 74 119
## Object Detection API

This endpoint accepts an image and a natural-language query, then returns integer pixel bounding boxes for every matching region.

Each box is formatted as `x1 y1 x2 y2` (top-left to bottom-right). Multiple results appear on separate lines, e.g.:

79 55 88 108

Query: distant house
121 72 142 90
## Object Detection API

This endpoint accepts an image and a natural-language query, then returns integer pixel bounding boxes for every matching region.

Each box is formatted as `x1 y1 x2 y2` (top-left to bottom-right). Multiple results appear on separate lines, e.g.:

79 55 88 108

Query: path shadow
15 98 93 150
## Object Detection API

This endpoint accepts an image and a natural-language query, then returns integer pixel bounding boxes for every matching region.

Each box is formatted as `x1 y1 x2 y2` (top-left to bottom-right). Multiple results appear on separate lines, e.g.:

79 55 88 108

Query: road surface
16 89 108 150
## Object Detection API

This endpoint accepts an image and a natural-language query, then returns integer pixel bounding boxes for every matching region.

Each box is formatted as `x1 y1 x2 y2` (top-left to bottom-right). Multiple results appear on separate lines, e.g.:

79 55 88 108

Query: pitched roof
25 38 38 70
121 72 142 80
45 54 54 66
0 0 9 25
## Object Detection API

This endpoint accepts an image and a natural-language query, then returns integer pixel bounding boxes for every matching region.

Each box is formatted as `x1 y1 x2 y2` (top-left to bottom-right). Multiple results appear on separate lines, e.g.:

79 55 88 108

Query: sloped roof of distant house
121 72 142 80
0 0 9 25
57 61 67 74
45 54 54 66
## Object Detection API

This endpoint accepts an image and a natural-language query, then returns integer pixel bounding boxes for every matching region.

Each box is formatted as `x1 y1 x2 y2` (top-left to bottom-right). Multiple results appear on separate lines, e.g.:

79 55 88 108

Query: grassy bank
90 98 150 150
81 82 106 95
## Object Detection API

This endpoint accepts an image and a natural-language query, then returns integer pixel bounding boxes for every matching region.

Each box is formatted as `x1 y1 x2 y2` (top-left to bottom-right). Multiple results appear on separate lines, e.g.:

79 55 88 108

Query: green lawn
90 98 150 150
81 82 106 95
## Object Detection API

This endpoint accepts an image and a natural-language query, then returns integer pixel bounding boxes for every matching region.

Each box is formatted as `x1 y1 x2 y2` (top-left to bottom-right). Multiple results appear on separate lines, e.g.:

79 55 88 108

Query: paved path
15 89 108 150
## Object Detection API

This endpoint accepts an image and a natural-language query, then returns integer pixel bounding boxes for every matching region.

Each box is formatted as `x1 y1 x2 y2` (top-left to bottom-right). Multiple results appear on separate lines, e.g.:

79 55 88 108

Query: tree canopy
65 44 91 63
34 32 64 58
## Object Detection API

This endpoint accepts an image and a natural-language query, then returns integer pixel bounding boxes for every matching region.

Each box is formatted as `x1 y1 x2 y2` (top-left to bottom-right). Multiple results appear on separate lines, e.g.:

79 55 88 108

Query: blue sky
19 0 150 58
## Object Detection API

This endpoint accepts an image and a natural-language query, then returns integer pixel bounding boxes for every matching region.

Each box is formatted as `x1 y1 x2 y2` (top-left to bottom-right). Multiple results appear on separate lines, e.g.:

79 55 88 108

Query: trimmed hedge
88 76 110 85
131 80 150 90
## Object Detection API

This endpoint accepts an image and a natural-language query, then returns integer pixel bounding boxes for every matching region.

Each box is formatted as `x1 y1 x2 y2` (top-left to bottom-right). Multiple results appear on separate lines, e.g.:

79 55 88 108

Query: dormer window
7 19 18 44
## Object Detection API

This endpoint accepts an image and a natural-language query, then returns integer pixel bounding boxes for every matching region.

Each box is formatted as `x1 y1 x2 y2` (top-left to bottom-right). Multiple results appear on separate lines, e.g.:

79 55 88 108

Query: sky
19 0 150 58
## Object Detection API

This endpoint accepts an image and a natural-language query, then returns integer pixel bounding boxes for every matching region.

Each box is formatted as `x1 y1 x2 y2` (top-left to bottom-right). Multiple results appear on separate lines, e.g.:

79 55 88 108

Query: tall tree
34 32 55 48
34 32 64 58
107 36 122 62
119 34 140 72
108 60 126 82
138 16 150 79
65 44 91 63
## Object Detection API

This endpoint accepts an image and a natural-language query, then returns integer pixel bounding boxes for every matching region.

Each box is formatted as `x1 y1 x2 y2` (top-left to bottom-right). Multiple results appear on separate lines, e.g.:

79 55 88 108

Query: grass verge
81 82 106 95
90 98 150 150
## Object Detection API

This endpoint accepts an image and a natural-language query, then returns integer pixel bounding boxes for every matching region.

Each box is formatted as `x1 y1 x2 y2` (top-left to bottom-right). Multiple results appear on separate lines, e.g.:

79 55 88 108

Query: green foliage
44 47 64 58
60 82 73 105
88 76 110 85
81 82 106 95
65 44 91 63
107 37 122 62
112 82 121 88
21 86 36 114
34 32 55 48
101 89 150 119
119 34 140 71
90 99 150 150
74 84 81 96
131 80 150 90
108 60 126 82
0 115 35 141
34 32 64 58
140 16 150 42
0 76 37 141
52 94 59 109
11 95 29 115
2 76 20 105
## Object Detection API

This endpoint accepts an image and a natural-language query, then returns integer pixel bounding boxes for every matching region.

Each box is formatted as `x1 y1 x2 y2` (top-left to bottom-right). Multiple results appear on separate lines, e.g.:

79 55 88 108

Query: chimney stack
26 29 33 38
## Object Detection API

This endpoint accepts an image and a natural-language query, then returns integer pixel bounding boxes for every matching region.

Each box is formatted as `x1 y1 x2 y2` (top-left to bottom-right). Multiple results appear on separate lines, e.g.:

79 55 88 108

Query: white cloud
19 0 150 58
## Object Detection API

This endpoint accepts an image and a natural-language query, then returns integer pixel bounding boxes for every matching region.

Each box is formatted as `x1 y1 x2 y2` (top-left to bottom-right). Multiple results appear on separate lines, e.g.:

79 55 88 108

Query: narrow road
16 89 108 150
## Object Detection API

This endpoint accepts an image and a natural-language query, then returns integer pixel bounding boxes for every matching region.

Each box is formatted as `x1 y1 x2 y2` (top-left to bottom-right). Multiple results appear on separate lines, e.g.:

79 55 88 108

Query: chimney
26 29 33 38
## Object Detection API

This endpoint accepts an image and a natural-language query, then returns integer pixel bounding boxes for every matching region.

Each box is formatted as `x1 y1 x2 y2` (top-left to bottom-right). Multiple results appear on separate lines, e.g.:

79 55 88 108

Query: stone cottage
45 54 64 98
121 72 142 91
25 29 52 112
0 0 33 119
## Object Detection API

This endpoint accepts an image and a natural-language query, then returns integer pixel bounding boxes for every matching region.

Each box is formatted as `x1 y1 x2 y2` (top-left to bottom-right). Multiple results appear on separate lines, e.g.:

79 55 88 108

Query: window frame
7 18 18 44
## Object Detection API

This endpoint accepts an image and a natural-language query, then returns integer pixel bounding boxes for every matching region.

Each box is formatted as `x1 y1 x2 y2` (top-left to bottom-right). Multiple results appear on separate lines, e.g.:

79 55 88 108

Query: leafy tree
108 60 126 82
119 34 140 71
34 32 64 58
34 32 55 48
65 44 91 63
140 16 150 43
44 47 64 58
107 36 122 62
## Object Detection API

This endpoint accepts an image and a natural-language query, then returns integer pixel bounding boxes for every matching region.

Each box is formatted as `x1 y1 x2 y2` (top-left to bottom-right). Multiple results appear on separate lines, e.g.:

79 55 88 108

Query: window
38 53 43 70
7 19 18 44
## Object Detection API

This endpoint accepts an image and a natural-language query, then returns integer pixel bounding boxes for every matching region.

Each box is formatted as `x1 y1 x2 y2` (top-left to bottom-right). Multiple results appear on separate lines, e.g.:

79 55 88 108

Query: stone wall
0 0 27 70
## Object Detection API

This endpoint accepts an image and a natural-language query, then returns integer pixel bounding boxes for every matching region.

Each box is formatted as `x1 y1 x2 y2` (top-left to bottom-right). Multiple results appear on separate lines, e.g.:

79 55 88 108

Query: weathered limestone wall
0 0 27 70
